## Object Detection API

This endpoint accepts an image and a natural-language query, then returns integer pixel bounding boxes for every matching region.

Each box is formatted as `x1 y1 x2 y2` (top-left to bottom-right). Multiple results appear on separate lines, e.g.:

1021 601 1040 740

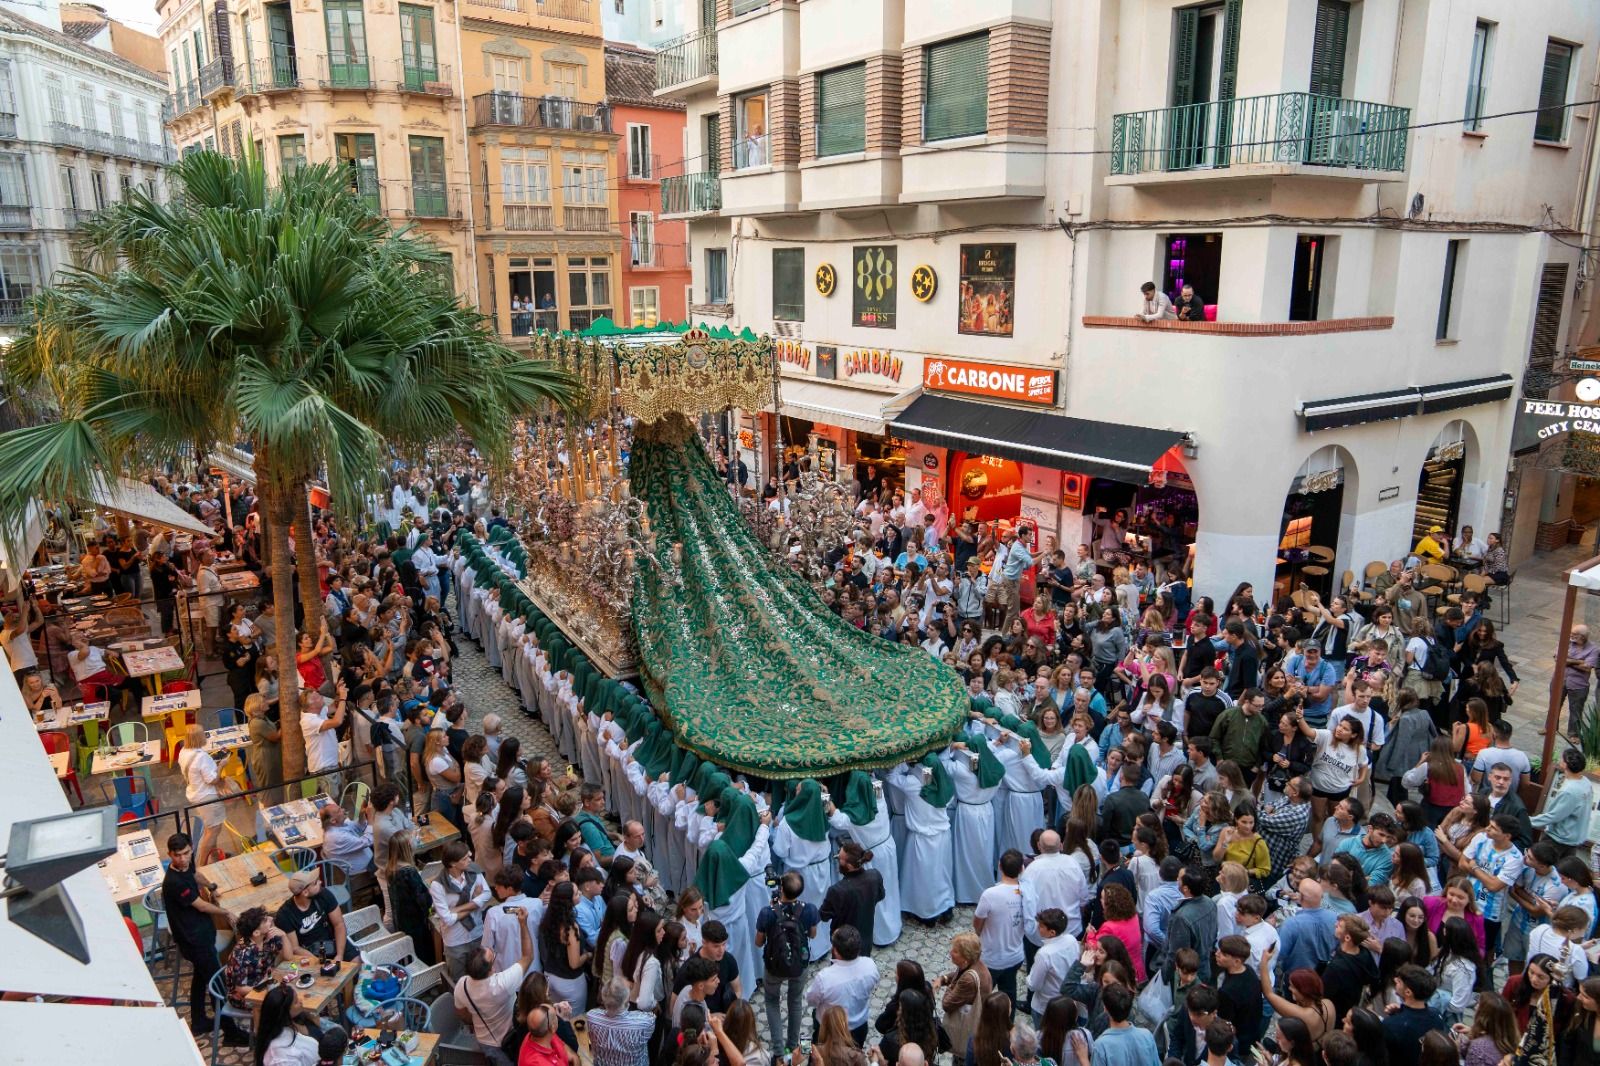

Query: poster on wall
852 245 897 329
959 244 1016 337
1019 497 1057 553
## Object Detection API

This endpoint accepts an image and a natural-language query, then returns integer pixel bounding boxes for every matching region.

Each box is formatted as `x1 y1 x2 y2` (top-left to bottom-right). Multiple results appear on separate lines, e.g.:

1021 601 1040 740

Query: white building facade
657 0 1600 604
0 0 170 331
605 0 689 49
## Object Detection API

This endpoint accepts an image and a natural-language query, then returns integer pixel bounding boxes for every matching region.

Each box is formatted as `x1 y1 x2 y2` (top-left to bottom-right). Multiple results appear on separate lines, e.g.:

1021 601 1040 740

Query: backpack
763 901 809 979
1420 638 1452 682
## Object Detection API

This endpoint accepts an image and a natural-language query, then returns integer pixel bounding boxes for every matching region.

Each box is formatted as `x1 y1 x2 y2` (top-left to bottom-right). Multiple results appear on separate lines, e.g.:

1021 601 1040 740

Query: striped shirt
585 1008 656 1066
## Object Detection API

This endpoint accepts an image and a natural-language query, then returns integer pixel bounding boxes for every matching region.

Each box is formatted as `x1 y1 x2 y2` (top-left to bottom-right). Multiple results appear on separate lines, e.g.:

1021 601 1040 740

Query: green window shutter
1169 7 1199 108
924 33 988 141
773 248 804 321
1219 0 1242 102
817 63 866 157
1309 0 1349 97
1536 41 1574 142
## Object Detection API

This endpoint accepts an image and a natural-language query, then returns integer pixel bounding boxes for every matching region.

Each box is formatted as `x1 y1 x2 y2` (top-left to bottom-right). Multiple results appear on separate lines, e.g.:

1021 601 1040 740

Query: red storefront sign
923 357 1058 406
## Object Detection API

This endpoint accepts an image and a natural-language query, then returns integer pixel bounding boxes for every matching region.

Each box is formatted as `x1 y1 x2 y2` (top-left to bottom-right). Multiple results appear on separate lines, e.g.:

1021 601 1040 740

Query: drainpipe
452 0 480 311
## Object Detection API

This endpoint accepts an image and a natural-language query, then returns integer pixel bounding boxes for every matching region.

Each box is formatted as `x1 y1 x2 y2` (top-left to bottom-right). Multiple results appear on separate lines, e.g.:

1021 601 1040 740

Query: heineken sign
1513 381 1600 451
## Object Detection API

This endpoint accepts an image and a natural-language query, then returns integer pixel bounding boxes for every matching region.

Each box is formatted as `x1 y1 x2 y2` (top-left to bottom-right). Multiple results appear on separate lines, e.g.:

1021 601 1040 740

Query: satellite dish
1409 193 1425 219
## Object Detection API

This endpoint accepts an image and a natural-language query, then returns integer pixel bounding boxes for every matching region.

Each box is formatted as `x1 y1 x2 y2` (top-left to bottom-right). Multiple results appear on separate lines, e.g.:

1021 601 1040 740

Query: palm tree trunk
292 493 323 640
259 457 306 781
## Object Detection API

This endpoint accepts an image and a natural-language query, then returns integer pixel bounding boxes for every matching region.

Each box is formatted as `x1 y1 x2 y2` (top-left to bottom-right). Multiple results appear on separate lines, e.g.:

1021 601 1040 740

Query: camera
920 766 933 785
967 753 980 773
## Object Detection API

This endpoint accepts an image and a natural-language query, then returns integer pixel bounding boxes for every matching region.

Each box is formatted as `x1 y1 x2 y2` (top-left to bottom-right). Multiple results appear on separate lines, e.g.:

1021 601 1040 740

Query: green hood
997 713 1051 769
1063 743 1098 796
837 771 878 827
694 838 751 911
717 787 761 857
670 749 700 787
783 779 830 842
698 772 732 814
965 734 1006 789
919 753 955 808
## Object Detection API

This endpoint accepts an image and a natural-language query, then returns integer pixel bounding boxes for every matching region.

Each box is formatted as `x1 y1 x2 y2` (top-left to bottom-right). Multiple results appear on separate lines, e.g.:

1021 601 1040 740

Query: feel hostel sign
1512 380 1600 451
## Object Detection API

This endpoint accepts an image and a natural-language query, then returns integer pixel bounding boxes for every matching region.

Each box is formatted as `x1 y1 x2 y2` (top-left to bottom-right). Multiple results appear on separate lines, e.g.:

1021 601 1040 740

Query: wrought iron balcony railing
471 92 611 132
655 29 716 92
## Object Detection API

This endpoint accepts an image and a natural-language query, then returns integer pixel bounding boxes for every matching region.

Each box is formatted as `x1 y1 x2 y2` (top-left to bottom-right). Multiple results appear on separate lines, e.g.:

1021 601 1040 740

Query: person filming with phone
455 898 537 1066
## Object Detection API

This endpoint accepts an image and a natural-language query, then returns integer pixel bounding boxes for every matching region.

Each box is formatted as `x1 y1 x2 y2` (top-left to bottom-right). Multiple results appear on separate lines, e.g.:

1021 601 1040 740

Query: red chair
40 730 82 804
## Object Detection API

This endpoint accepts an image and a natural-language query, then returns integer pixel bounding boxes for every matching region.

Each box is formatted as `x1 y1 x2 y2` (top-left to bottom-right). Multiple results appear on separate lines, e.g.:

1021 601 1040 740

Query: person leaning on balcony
1137 282 1177 322
1174 284 1206 322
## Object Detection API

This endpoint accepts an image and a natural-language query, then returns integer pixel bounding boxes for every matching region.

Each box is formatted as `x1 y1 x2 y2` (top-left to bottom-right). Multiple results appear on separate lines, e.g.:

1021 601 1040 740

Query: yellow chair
217 747 249 794
161 711 192 765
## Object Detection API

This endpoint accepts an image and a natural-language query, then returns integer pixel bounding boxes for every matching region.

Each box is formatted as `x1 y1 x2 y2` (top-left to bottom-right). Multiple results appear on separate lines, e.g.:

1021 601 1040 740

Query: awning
207 447 256 484
0 500 43 579
1300 373 1516 431
775 379 890 436
889 393 1186 483
1419 374 1516 414
89 477 213 537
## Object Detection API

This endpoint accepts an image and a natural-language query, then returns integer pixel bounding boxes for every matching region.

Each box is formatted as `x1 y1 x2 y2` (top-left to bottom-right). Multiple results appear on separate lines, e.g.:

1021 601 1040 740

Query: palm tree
0 150 575 780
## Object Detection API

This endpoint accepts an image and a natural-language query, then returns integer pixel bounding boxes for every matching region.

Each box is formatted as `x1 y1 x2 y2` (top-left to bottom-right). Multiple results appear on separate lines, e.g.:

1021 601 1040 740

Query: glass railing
660 172 721 215
1109 92 1410 176
655 28 717 91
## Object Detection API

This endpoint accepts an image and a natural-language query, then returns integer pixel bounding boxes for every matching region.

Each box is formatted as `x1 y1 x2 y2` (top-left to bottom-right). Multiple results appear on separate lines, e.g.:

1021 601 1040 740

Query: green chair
106 721 149 749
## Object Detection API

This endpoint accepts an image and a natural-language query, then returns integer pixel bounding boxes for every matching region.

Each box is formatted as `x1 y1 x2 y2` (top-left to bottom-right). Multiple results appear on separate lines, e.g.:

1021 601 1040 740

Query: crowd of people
11 445 1595 1066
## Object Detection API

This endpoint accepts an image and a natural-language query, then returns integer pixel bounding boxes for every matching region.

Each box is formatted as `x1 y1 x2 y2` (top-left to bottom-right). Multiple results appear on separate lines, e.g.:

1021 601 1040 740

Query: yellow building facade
155 0 619 332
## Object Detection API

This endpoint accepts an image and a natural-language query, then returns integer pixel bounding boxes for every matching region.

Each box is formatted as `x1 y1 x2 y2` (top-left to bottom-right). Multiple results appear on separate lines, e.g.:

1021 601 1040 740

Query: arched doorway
1277 445 1360 604
1412 420 1481 548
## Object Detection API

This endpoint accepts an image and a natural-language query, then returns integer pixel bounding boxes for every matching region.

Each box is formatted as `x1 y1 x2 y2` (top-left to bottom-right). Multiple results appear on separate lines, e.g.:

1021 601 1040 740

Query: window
773 247 804 321
1308 0 1349 98
816 63 866 156
277 134 307 175
549 62 579 98
0 244 40 304
627 123 653 179
705 113 721 176
502 148 550 202
399 4 437 87
1437 238 1467 341
90 170 106 210
1464 21 1492 131
1536 40 1576 142
630 286 660 328
561 151 606 205
1289 234 1334 322
651 0 663 25
134 103 149 144
78 88 96 131
735 91 768 168
119 173 132 199
336 133 379 209
47 82 66 125
705 247 728 303
629 211 655 266
0 155 27 205
1524 262 1569 396
192 27 205 66
567 255 612 330
58 166 78 209
409 136 446 215
325 0 370 87
923 33 988 141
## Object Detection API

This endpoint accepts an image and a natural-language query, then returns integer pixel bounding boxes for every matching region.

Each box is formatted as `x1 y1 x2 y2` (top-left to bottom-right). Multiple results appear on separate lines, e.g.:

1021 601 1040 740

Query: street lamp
1 808 117 964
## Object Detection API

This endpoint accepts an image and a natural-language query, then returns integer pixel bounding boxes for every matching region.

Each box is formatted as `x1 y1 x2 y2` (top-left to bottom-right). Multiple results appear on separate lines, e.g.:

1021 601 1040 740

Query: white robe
886 765 954 920
943 750 999 905
771 817 834 962
992 745 1047 858
827 806 902 947
708 824 772 994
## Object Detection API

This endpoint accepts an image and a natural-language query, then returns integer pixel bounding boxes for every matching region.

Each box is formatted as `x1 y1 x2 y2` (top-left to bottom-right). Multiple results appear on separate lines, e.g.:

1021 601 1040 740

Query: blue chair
106 775 155 820
271 846 318 873
205 968 254 1066
313 858 351 910
206 707 244 729
426 990 477 1053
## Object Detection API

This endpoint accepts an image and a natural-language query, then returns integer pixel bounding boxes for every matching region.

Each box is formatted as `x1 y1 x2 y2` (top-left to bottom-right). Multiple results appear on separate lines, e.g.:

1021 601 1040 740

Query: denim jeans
764 976 804 1052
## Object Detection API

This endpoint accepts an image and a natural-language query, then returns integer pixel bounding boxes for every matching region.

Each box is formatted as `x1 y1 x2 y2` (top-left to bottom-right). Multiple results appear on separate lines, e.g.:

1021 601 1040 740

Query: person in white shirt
1527 906 1592 986
974 850 1029 1013
1019 831 1089 937
483 868 545 974
803 925 880 1044
1025 908 1080 1024
178 722 235 864
1235 895 1280 970
454 897 536 1065
431 840 491 981
300 684 348 799
413 532 441 601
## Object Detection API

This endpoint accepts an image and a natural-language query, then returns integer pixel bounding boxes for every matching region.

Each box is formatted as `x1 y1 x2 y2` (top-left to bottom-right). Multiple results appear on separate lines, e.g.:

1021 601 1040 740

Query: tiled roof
605 42 684 111
0 7 162 82
61 18 106 41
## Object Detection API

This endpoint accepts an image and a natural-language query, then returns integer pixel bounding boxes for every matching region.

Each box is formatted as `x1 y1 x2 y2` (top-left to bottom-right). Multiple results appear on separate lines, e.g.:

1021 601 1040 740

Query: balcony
0 204 30 230
0 114 15 139
534 0 591 20
465 0 520 8
239 57 301 94
400 182 465 220
562 205 609 232
166 80 202 118
83 128 114 154
199 58 234 97
501 203 554 231
0 297 29 324
1108 92 1410 187
395 59 453 96
655 29 717 94
317 55 375 90
64 207 96 228
660 172 720 217
471 93 611 132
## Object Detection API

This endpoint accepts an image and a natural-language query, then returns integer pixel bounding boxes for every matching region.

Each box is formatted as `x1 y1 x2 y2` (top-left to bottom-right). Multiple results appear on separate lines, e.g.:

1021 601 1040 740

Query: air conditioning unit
578 113 604 132
1307 108 1361 166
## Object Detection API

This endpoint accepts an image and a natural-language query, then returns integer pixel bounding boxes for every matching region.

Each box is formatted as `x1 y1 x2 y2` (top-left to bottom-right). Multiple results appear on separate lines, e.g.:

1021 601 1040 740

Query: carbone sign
923 357 1059 406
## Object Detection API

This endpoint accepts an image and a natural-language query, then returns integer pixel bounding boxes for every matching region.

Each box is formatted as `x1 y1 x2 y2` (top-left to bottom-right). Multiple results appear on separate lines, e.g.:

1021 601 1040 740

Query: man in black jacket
819 840 885 954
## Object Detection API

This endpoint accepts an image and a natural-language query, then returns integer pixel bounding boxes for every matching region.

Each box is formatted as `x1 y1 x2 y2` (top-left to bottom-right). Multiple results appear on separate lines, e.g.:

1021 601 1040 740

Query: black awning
1299 387 1418 432
1419 374 1515 414
888 393 1185 483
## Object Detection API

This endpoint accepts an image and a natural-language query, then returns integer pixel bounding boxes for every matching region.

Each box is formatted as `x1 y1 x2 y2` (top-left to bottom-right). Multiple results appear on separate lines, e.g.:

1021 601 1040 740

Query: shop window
772 247 804 321
630 286 660 328
734 90 768 168
1535 39 1575 143
568 255 613 330
816 63 865 157
923 33 988 142
705 247 728 304
1436 239 1467 341
1161 232 1222 310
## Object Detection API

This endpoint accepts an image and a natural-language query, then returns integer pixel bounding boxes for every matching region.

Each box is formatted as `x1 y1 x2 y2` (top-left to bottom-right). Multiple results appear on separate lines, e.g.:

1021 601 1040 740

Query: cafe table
96 829 165 904
413 810 461 854
353 1029 440 1065
200 850 292 916
47 749 70 780
218 569 261 593
142 688 202 721
261 795 330 849
119 643 187 693
204 723 252 755
32 700 110 733
242 958 360 1018
89 740 162 775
